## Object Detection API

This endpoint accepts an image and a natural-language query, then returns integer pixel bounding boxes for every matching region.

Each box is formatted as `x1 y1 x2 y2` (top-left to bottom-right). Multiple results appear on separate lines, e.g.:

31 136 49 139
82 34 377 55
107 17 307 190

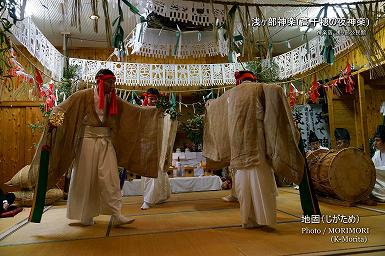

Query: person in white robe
204 70 304 229
11 69 163 225
222 169 238 202
371 125 385 202
141 88 174 210
233 71 278 228
45 69 140 226
65 69 137 226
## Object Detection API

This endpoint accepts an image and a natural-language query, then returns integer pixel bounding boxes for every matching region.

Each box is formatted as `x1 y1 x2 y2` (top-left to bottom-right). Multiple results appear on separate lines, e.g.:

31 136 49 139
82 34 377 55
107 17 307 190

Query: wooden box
127 172 136 180
204 169 213 176
184 167 194 177
167 167 174 177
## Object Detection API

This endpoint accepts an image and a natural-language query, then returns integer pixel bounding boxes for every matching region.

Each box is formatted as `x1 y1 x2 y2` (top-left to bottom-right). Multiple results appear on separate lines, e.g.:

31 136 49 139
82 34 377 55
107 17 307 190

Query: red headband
96 73 118 116
235 72 257 85
142 92 158 106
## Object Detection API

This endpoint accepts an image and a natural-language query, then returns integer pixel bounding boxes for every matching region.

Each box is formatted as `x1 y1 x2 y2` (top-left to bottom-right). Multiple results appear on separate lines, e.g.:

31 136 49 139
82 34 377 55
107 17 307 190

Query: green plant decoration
58 64 79 103
181 114 204 150
191 87 218 115
155 94 180 121
246 59 280 83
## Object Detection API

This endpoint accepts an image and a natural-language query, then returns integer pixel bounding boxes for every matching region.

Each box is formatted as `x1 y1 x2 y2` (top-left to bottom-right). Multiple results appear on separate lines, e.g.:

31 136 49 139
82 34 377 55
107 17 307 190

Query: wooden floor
0 188 384 256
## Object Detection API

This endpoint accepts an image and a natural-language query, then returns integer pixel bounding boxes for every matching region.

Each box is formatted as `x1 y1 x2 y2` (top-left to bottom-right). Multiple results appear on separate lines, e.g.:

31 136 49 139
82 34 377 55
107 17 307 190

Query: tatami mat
0 208 110 246
0 188 384 256
0 208 29 234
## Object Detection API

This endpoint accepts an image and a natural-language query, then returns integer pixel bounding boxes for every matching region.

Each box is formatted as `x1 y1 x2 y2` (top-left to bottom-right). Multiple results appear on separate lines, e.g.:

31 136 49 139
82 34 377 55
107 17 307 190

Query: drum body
307 148 376 202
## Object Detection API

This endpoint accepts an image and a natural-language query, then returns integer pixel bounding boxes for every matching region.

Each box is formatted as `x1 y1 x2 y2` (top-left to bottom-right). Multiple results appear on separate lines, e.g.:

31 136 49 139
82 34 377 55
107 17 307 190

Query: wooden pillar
326 88 335 149
358 73 369 153
62 32 70 71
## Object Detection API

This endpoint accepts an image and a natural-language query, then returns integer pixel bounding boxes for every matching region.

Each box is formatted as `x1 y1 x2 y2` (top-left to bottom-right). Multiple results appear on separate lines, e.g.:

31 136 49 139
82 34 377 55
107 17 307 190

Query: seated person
371 125 385 202
307 130 329 154
0 189 16 212
335 128 350 150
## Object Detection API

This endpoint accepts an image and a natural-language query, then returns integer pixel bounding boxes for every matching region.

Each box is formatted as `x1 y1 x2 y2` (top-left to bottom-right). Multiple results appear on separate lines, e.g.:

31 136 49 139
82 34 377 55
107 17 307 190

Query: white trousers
67 126 121 222
142 170 171 204
235 164 278 226
372 167 385 202
230 169 237 198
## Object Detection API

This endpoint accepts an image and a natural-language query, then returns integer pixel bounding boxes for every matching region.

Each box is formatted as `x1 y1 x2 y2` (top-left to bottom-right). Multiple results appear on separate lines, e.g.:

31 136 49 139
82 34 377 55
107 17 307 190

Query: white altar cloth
122 176 222 196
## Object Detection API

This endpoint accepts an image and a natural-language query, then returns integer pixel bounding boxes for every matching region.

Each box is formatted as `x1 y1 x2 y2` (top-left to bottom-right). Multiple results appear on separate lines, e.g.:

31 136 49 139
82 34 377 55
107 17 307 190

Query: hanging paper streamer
130 22 148 54
130 91 137 105
34 68 44 96
342 63 354 94
321 27 335 64
289 82 298 108
112 0 125 53
218 27 228 57
178 93 182 112
267 39 273 60
124 91 130 101
380 101 385 117
55 89 58 106
113 0 148 56
174 25 182 57
309 74 320 103
121 0 141 16
228 50 237 63
204 91 213 100
128 27 224 59
8 48 34 85
320 6 335 65
41 82 56 112
169 92 176 110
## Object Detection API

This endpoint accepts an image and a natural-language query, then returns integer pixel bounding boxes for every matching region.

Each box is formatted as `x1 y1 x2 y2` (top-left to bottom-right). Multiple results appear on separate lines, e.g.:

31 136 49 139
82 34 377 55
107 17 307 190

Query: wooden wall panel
327 79 385 152
330 97 358 148
365 89 385 137
25 107 43 163
0 104 43 191
0 107 25 190
354 94 363 149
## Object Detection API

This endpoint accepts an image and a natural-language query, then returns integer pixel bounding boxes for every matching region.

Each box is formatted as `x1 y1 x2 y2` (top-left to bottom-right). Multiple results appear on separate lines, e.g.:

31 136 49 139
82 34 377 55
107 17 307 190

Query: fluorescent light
25 1 38 17
89 14 99 20
300 26 313 32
